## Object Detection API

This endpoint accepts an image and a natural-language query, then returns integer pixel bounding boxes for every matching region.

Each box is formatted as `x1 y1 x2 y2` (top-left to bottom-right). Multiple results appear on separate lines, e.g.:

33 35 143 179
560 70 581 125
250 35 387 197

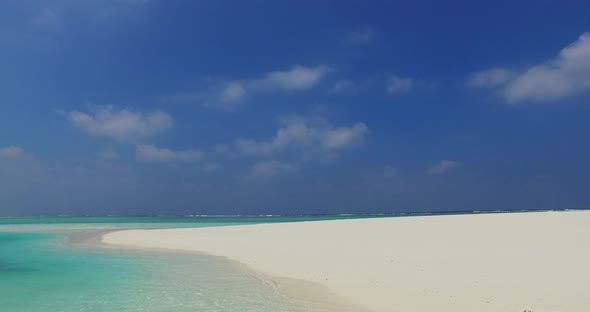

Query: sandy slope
103 211 590 312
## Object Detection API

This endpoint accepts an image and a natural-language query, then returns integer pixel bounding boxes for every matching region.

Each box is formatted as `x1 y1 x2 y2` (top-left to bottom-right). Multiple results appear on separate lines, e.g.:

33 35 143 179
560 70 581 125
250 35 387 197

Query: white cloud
428 160 460 175
467 68 515 88
322 123 368 149
199 82 248 111
345 26 376 45
387 75 413 94
136 144 203 162
165 65 331 111
65 105 173 141
249 160 297 179
253 65 331 91
235 115 369 160
0 146 24 158
331 79 359 94
96 148 119 160
220 82 246 103
470 33 590 103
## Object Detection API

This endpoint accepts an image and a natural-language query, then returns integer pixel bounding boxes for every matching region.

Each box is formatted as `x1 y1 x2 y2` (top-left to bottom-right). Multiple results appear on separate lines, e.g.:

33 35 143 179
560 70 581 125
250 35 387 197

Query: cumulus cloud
254 65 331 91
136 144 203 162
0 146 24 158
64 105 173 141
235 116 369 161
220 82 246 103
164 65 331 111
387 75 413 94
345 26 376 45
249 160 298 179
428 160 460 175
470 33 590 103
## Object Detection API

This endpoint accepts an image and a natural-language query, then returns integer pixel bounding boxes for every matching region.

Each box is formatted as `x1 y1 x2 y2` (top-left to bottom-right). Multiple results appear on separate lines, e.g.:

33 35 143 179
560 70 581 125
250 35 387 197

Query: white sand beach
103 211 590 312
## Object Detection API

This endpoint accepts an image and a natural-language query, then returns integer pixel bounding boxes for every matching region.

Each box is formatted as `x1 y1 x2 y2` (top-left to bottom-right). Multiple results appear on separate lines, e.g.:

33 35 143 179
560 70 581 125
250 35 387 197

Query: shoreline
102 210 590 312
95 230 364 312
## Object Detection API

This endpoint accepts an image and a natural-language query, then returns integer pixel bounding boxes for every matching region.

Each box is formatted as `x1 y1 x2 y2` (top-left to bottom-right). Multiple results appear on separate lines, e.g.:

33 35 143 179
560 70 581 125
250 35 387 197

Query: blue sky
1 0 590 216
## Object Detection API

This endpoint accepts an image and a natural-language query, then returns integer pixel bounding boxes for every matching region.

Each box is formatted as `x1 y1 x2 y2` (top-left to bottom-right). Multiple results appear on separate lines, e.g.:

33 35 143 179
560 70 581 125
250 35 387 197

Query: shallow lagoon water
0 218 337 311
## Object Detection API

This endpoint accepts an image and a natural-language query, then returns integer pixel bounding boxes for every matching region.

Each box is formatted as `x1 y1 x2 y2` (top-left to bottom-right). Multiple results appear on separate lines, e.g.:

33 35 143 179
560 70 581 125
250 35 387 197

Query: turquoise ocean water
0 216 384 312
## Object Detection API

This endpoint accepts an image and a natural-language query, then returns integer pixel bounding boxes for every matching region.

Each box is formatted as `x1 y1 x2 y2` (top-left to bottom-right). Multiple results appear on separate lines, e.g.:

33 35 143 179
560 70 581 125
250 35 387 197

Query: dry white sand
103 211 590 312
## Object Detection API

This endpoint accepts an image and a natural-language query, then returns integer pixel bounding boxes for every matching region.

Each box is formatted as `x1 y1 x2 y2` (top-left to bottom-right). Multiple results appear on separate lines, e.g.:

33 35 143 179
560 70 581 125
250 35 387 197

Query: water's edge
93 230 367 312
